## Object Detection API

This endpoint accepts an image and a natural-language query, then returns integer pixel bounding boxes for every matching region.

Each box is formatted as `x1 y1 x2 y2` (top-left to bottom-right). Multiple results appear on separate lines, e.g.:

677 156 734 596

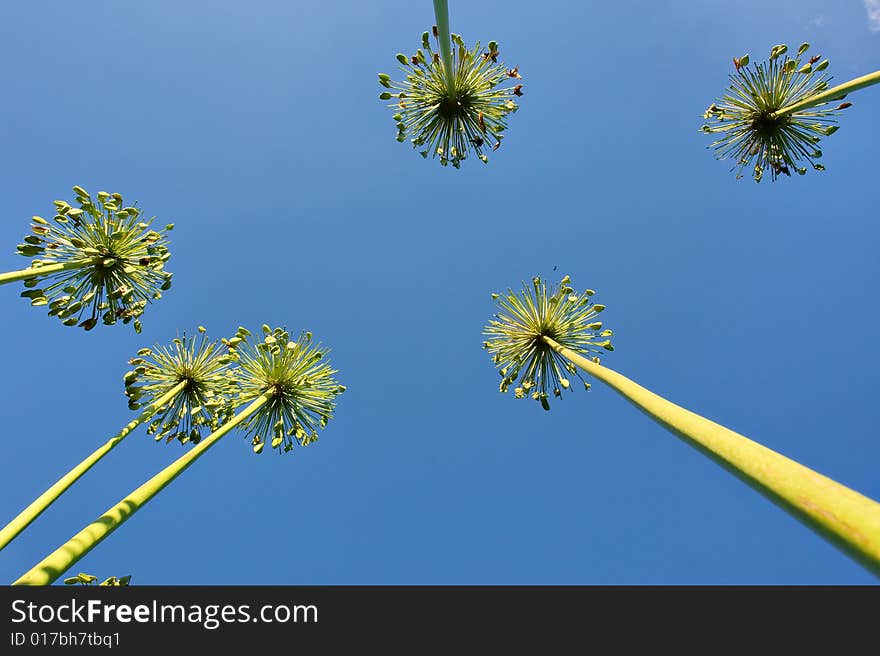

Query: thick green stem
0 381 188 552
771 70 880 119
432 0 456 94
542 335 880 577
12 394 270 586
0 259 94 286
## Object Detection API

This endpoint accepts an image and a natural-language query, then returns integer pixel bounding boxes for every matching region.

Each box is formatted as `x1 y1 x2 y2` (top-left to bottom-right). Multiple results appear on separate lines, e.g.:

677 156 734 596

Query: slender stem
0 380 188 552
0 259 94 286
542 335 880 577
432 0 456 94
12 394 270 586
771 70 880 119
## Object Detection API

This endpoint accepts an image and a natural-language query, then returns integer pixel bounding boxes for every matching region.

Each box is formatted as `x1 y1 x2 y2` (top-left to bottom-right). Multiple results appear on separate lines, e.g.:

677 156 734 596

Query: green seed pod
769 44 788 60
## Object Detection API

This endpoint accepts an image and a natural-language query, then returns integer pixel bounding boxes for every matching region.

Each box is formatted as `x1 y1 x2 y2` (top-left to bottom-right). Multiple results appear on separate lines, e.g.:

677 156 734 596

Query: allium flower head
16 185 173 332
228 325 346 454
701 43 853 182
483 276 614 410
124 327 237 445
378 29 523 167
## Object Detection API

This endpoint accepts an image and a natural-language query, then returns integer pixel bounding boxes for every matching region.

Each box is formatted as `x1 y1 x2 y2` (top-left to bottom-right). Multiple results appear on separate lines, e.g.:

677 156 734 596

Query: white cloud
866 0 880 32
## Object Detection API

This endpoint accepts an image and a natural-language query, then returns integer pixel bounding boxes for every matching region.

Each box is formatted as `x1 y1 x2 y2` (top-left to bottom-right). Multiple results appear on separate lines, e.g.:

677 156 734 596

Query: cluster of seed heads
701 42 852 182
17 185 173 332
124 327 238 446
378 27 523 167
226 325 346 454
483 276 613 411
123 326 345 454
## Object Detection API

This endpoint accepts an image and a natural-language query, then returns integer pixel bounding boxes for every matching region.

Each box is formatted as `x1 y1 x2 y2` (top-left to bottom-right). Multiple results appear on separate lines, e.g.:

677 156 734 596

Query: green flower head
124 327 238 445
228 325 346 454
483 276 614 410
16 185 173 332
378 29 523 167
701 43 852 182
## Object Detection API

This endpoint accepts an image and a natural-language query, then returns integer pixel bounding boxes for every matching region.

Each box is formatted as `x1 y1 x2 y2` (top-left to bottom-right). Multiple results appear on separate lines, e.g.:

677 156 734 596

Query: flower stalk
0 380 186 552
543 335 880 577
484 276 880 577
12 394 270 586
0 329 235 551
0 259 94 286
771 70 880 119
432 0 456 93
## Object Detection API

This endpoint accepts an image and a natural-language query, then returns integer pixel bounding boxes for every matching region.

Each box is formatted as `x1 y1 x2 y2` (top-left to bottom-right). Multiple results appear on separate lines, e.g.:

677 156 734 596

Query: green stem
542 335 880 577
771 70 880 119
432 0 456 94
0 259 94 286
12 394 270 586
0 381 188 552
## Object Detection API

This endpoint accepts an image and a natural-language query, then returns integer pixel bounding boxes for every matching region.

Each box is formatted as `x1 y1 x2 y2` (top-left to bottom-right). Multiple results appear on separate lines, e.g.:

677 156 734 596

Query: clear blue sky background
1 1 878 584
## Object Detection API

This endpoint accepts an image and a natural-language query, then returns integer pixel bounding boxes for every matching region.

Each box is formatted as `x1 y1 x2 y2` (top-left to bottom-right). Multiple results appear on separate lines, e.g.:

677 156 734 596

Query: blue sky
1 1 878 584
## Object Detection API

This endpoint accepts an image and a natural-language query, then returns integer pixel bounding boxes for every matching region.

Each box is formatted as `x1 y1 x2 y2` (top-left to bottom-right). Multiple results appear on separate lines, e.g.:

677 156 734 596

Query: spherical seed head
701 43 846 182
124 329 238 446
378 31 523 167
483 276 614 410
16 186 173 332
229 325 345 454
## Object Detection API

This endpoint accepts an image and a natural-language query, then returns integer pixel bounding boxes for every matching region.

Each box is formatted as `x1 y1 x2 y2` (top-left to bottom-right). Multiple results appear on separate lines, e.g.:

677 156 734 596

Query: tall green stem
542 335 880 577
0 380 188 552
432 0 456 94
12 394 270 586
771 70 880 119
0 259 94 286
